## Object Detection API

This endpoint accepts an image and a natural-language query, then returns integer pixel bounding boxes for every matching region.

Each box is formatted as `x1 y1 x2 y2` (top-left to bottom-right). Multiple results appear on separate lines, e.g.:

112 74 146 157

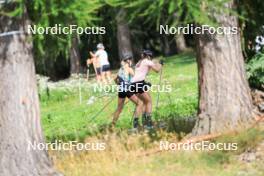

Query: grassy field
51 126 264 176
40 53 264 176
40 53 198 141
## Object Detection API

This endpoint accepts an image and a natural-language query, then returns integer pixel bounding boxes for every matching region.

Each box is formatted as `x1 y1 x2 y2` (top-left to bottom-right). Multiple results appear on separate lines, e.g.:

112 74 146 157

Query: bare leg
106 71 112 83
137 92 153 128
112 98 125 126
101 72 107 84
137 92 152 114
129 95 143 128
96 74 102 83
129 95 143 118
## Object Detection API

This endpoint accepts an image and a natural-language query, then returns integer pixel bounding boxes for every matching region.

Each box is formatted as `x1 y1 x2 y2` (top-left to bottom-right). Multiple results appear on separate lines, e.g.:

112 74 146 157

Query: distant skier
87 51 102 83
90 43 112 84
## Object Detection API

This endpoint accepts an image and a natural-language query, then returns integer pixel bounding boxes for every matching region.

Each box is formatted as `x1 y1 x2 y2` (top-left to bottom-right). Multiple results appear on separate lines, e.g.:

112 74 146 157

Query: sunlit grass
51 126 264 176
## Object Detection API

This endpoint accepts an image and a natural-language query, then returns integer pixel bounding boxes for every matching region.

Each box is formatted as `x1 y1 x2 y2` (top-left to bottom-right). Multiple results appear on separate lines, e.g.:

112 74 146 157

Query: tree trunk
192 1 254 136
116 9 133 60
161 35 171 56
0 7 61 176
70 35 80 75
175 33 187 53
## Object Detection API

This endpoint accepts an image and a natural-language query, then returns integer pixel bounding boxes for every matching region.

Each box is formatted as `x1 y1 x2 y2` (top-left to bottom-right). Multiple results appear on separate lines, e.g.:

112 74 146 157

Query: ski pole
87 64 90 81
78 73 82 104
155 59 164 109
88 96 115 123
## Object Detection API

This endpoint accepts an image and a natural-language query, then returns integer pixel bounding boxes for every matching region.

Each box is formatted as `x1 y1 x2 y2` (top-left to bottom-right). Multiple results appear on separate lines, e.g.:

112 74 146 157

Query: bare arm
150 63 162 73
124 64 134 76
128 67 134 76
87 58 93 65
90 51 95 57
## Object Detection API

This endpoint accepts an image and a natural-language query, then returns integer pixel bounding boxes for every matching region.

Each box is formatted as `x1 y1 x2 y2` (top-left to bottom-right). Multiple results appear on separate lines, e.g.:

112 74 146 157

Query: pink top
131 59 155 82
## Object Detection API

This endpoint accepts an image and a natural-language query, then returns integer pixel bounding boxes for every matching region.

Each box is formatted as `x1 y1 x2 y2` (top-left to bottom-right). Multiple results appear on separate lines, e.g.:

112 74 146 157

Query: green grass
40 53 264 176
40 52 198 141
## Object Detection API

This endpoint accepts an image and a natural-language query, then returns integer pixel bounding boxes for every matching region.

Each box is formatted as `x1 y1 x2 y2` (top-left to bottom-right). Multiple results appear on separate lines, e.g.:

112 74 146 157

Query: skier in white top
90 43 112 84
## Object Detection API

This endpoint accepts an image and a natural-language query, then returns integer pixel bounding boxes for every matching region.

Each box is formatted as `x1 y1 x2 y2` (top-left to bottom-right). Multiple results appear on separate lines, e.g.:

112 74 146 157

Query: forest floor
40 53 264 175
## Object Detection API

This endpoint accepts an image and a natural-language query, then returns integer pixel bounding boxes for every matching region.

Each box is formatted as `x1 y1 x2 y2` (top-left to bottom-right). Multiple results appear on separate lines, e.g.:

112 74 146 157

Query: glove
159 60 164 65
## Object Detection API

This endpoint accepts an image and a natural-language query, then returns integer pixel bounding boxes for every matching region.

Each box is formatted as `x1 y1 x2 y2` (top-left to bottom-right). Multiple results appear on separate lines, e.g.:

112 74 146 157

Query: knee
148 98 152 105
136 100 143 107
142 97 151 105
138 100 144 106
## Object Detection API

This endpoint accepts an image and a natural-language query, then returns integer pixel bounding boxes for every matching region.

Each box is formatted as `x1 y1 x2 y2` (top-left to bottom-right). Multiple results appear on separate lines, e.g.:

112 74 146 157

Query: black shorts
96 67 101 75
102 64 110 72
129 80 151 94
118 91 133 98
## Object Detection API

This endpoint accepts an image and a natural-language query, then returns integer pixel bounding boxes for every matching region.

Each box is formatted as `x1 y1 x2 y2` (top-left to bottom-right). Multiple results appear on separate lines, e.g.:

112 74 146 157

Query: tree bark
161 35 171 56
192 1 254 136
0 7 61 176
175 33 187 53
70 35 80 75
116 9 133 61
